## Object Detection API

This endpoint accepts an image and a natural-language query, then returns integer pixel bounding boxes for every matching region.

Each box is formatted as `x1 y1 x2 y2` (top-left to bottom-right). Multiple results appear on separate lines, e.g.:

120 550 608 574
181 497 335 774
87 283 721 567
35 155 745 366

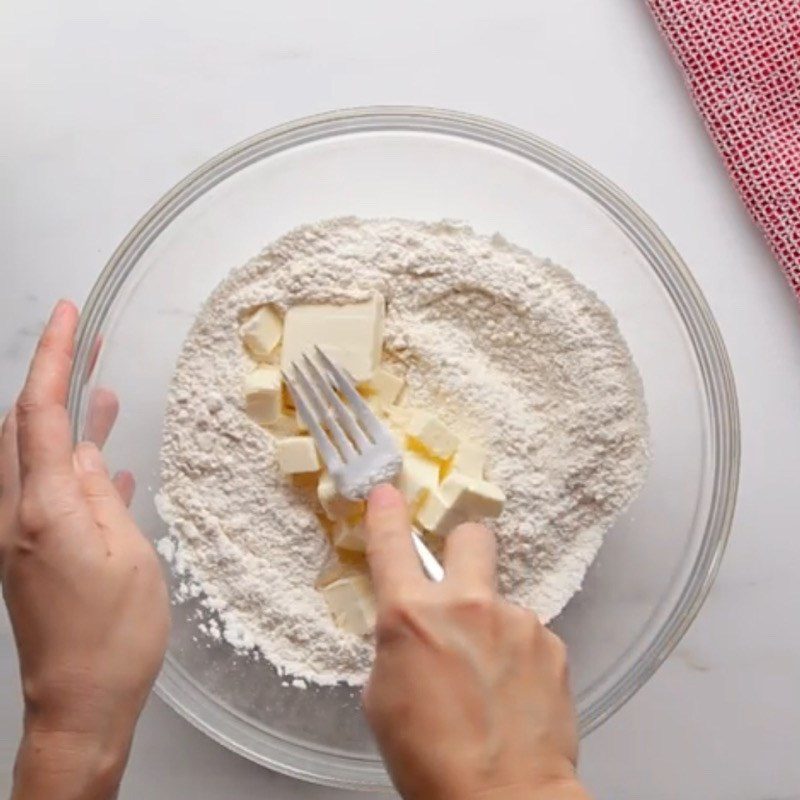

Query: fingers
16 301 80 481
444 522 497 592
74 442 132 530
87 333 103 378
112 470 136 507
365 484 425 603
1 408 20 502
0 409 20 565
83 387 120 447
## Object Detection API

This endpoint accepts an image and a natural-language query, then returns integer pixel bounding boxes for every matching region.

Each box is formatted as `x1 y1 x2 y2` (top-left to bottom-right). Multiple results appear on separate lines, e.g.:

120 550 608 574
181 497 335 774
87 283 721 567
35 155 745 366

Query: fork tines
282 348 383 471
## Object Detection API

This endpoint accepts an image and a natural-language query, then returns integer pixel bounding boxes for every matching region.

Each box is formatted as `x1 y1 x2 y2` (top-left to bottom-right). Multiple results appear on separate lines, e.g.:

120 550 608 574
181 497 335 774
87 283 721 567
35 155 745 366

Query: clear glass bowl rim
67 105 740 790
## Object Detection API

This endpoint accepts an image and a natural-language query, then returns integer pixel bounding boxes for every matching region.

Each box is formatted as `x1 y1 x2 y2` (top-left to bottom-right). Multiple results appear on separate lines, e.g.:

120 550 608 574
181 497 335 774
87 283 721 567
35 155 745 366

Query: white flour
156 217 648 686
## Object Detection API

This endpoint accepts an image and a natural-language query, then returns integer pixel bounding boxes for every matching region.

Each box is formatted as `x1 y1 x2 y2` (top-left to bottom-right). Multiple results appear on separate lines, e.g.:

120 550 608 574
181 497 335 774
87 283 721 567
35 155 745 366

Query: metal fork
283 347 444 582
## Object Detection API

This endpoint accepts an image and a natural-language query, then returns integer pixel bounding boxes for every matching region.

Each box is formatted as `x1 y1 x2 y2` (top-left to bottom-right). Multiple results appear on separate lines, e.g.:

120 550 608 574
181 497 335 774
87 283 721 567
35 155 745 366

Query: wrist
475 782 590 800
468 777 591 800
13 720 132 800
530 778 592 800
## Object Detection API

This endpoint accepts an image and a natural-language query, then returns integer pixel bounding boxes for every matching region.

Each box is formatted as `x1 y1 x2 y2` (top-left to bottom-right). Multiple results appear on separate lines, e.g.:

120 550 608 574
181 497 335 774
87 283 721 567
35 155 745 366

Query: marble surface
2 1 800 798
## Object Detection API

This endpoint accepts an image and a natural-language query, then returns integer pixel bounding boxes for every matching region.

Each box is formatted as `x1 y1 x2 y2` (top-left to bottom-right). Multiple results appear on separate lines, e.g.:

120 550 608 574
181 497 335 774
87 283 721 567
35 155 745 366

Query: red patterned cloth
648 0 800 298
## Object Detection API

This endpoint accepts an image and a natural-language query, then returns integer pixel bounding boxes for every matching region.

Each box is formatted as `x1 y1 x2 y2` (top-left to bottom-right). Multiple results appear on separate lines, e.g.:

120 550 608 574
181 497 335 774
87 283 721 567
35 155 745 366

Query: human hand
362 484 590 800
0 300 169 799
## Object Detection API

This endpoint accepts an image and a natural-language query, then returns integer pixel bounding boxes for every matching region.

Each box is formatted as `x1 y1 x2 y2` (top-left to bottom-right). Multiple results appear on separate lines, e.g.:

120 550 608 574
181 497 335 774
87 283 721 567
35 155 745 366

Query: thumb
1 409 21 568
74 442 130 530
365 484 424 603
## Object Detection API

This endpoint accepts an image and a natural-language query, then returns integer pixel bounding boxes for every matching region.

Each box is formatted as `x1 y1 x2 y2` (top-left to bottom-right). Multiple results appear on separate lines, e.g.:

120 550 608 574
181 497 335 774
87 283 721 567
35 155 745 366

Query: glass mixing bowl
67 107 739 790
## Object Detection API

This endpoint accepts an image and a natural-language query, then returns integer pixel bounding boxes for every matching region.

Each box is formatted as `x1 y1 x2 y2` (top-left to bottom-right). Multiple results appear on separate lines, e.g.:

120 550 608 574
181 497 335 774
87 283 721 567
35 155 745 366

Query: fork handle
411 529 445 582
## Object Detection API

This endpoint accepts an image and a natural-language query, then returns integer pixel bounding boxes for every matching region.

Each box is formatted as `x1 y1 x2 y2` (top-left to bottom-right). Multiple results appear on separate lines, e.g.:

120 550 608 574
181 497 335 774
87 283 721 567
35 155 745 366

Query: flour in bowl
156 217 648 686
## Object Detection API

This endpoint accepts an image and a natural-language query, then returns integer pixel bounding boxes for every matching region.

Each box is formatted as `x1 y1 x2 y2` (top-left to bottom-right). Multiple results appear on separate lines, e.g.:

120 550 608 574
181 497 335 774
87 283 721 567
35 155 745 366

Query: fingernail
368 483 403 510
49 300 69 324
76 442 105 473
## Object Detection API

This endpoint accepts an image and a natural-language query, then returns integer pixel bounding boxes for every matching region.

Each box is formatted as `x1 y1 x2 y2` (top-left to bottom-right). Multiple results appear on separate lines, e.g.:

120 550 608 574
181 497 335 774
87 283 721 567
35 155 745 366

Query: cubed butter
388 427 405 449
244 366 282 425
384 404 413 430
372 405 406 447
332 518 367 552
365 368 405 408
271 412 303 436
440 472 505 519
321 574 377 636
239 306 282 360
449 439 486 479
415 489 461 535
366 396 385 419
397 450 440 510
315 547 367 590
366 400 404 448
416 473 505 536
281 293 385 383
407 410 459 460
317 472 365 520
383 406 411 447
276 436 320 474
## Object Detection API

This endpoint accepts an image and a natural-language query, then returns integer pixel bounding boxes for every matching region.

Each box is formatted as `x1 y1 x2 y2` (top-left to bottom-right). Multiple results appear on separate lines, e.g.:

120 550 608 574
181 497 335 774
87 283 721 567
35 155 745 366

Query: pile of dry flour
156 217 648 686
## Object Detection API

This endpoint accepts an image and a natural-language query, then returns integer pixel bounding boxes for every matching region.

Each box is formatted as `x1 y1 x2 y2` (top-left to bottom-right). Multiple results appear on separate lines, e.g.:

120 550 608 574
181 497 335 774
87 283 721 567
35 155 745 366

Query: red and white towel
649 0 800 299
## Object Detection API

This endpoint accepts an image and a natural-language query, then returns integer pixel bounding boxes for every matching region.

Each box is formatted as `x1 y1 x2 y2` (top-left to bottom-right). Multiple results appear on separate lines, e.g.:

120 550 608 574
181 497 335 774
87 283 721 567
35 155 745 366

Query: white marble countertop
2 1 799 798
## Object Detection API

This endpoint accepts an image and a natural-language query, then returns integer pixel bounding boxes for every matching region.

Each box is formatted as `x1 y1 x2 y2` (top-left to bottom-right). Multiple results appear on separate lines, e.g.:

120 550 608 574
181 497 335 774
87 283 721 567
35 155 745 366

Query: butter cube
281 293 385 383
407 411 459 460
321 574 377 635
332 518 367 552
244 366 282 425
388 427 405 449
384 404 413 431
367 396 385 420
383 406 411 447
276 436 320 474
373 406 405 448
449 440 486 479
365 395 406 450
365 368 405 408
397 450 439 510
440 473 505 519
315 547 367 590
271 412 303 436
317 472 365 520
416 473 505 536
240 306 282 360
415 489 461 536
